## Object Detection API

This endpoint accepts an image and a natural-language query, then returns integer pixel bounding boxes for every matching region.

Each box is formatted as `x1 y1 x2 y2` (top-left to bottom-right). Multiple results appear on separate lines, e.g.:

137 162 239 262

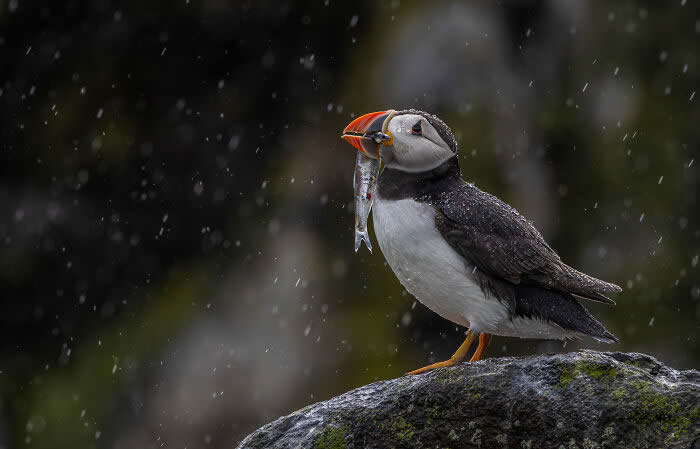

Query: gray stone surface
236 351 699 449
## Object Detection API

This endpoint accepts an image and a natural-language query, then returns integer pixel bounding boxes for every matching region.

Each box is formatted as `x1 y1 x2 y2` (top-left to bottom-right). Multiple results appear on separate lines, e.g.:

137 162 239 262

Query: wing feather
435 182 621 304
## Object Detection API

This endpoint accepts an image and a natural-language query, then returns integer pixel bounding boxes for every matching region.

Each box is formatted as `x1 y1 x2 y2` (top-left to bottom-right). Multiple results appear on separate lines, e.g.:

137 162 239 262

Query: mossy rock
237 351 700 449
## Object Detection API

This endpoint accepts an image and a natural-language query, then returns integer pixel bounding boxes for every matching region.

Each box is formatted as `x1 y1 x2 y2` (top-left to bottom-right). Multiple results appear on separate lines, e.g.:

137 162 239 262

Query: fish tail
354 229 372 254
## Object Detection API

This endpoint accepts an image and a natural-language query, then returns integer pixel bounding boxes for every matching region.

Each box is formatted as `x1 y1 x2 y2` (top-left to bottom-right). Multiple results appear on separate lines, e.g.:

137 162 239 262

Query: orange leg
407 330 477 375
469 333 492 362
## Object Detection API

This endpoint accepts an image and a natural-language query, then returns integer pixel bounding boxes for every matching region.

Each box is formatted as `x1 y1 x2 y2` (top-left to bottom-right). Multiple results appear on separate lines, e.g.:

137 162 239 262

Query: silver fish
353 151 381 253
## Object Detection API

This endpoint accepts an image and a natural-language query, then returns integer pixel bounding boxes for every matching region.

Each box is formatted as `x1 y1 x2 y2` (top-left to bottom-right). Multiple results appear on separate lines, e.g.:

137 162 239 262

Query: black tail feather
514 285 618 342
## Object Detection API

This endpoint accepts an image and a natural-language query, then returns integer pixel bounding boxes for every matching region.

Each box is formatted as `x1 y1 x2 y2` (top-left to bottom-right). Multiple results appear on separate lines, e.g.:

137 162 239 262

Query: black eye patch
411 121 422 136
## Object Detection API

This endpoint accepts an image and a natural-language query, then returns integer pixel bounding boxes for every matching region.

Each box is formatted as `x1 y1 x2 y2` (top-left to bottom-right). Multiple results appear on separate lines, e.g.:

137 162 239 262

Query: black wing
435 182 622 304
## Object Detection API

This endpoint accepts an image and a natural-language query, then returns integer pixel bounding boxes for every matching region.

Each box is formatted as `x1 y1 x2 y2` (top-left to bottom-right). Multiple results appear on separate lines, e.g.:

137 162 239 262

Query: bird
341 109 622 375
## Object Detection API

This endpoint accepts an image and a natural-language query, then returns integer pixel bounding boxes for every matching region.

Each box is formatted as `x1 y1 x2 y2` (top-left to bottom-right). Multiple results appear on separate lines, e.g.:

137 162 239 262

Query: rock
236 351 699 449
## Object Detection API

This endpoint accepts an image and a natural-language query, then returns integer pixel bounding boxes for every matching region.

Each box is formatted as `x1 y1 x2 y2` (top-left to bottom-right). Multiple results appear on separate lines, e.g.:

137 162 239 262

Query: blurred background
1 0 698 448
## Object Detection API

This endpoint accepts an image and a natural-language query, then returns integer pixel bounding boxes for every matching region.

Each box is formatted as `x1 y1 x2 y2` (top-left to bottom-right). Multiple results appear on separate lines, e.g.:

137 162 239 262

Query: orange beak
341 110 394 158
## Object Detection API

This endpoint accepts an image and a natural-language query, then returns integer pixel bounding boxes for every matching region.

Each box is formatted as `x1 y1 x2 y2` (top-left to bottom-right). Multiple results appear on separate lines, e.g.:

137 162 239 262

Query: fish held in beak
353 151 380 253
342 110 395 253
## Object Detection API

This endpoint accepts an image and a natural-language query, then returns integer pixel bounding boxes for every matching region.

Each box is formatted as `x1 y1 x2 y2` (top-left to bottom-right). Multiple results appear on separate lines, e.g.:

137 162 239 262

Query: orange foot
407 358 461 375
406 331 493 375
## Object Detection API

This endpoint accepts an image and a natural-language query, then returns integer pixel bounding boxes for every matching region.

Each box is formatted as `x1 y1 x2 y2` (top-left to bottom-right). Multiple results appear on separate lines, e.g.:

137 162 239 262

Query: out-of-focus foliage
0 1 698 448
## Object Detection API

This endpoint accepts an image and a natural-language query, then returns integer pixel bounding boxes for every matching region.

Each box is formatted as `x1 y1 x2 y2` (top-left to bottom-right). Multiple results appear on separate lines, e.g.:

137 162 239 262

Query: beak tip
340 134 366 153
341 110 393 156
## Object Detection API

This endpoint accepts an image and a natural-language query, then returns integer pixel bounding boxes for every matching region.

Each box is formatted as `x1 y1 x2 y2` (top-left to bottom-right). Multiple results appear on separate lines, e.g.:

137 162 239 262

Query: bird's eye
411 121 422 136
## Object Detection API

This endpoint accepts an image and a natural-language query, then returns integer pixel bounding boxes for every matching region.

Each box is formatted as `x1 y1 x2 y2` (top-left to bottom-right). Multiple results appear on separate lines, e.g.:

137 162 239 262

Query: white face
380 113 455 173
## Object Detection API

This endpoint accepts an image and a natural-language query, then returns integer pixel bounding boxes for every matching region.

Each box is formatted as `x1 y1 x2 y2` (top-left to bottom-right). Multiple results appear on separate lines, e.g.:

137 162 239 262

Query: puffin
341 109 621 375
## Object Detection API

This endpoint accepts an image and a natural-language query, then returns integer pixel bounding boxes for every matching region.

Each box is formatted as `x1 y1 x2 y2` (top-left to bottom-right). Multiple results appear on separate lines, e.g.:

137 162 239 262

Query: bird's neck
377 156 462 201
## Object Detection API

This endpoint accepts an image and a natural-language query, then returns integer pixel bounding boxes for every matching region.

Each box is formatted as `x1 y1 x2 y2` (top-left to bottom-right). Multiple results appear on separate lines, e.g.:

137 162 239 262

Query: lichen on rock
236 351 700 449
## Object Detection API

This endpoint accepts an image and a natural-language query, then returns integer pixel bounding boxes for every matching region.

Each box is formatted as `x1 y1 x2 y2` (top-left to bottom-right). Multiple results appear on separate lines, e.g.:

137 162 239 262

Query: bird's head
341 109 458 173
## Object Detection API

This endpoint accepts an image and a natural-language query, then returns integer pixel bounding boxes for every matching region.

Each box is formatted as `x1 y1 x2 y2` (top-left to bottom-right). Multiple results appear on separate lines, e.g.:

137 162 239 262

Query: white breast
372 196 509 332
372 196 581 340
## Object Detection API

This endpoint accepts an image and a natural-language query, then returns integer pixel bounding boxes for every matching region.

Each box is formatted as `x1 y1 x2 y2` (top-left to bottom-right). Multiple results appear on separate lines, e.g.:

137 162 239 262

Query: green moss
600 425 616 447
558 361 619 388
624 360 652 371
430 403 440 418
602 426 614 438
391 416 416 442
611 387 627 400
559 366 578 388
579 363 619 381
315 424 348 449
424 401 442 428
462 377 484 403
627 380 699 442
432 367 464 384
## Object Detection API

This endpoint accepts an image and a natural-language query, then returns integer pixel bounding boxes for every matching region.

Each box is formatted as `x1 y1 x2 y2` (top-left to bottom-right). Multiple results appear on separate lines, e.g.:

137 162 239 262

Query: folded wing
435 182 622 304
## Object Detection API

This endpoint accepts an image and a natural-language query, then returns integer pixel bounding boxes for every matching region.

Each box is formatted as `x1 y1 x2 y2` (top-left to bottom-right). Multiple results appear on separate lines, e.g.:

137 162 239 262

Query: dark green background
1 1 698 448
